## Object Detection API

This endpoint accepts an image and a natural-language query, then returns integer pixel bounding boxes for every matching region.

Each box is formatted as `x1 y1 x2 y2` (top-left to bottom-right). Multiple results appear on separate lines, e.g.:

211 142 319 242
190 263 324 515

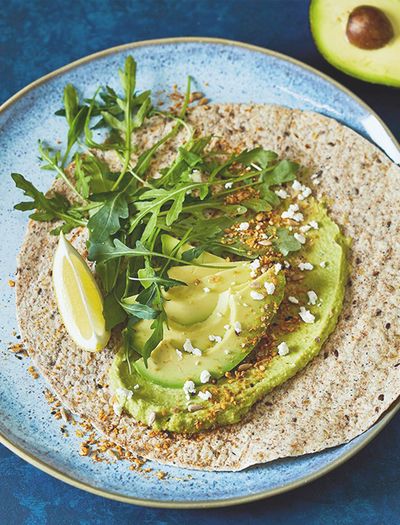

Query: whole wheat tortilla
16 104 400 471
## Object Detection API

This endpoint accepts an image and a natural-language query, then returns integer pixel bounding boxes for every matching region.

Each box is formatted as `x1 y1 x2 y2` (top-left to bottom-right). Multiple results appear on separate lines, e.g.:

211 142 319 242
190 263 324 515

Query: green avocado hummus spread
110 196 348 433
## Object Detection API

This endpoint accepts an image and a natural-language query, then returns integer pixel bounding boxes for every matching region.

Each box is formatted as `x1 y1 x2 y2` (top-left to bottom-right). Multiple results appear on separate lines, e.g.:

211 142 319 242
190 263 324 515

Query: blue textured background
1 1 399 523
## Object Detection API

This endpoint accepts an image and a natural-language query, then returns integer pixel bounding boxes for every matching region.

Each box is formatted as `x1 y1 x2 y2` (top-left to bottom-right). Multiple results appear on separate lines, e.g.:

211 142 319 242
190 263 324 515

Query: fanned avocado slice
133 266 285 388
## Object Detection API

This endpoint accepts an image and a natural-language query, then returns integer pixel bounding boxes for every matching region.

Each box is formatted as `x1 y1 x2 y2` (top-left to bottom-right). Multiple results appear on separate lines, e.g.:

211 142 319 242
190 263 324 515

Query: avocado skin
310 0 400 87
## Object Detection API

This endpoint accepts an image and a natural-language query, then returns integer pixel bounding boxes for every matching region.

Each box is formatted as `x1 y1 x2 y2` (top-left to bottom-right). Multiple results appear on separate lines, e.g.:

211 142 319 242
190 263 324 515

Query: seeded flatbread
16 104 400 471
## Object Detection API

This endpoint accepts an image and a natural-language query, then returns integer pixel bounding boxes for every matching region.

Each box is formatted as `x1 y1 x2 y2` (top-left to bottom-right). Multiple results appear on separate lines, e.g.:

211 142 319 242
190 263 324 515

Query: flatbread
16 104 400 471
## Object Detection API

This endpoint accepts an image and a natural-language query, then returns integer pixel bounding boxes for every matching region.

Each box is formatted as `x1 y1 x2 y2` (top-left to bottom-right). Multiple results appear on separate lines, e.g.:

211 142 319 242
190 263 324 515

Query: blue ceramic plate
1 38 399 508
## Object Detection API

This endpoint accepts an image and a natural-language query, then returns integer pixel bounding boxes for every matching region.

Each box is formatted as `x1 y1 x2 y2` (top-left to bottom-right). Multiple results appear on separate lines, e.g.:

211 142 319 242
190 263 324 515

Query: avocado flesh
310 0 400 87
109 199 349 433
133 267 285 388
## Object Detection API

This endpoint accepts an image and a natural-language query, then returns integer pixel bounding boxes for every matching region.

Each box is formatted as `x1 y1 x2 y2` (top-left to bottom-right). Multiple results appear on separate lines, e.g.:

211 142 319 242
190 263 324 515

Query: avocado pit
346 5 394 50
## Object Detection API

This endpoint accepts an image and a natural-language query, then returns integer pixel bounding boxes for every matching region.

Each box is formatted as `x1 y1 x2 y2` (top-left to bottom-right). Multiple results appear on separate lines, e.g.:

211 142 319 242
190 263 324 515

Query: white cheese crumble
299 306 315 323
198 390 212 401
277 342 290 356
320 261 327 268
284 260 291 269
288 296 299 304
264 282 275 295
298 186 312 200
203 287 210 293
274 263 282 274
224 323 230 330
176 349 183 360
238 221 250 231
183 380 196 399
300 224 311 233
309 220 319 229
190 170 202 182
292 180 302 191
183 338 202 356
200 370 211 384
298 262 314 271
294 232 306 244
281 203 304 222
307 290 318 305
147 411 156 425
275 188 289 199
249 258 261 270
133 384 140 390
224 181 233 189
208 334 222 343
250 291 265 301
234 321 242 334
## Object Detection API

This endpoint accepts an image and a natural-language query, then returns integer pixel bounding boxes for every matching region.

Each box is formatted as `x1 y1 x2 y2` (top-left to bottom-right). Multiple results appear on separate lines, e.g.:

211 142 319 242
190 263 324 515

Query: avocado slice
310 0 400 87
133 266 285 388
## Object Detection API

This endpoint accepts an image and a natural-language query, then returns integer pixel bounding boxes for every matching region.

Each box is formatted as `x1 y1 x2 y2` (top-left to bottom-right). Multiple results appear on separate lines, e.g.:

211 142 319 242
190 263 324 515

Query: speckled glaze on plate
1 38 399 508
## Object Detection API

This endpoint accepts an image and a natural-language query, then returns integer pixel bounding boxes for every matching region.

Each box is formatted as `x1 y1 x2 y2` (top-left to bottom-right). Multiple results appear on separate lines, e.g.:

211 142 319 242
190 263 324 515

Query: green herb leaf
63 84 80 126
142 311 166 366
87 192 128 243
273 227 302 256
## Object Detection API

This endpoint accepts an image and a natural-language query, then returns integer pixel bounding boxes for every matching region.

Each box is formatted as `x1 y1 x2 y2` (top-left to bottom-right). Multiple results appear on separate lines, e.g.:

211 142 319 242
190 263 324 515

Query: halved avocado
310 0 400 87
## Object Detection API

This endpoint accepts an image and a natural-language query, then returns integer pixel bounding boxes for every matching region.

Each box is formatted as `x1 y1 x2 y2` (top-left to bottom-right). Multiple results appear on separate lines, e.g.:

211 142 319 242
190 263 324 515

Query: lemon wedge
53 232 110 352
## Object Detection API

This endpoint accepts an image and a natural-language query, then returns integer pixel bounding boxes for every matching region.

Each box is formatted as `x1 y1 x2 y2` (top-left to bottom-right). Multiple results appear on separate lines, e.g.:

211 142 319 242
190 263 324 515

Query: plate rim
1 36 399 509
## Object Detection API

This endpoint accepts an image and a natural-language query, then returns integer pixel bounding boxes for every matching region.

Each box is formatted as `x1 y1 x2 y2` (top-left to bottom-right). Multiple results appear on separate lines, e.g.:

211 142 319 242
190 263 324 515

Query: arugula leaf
235 147 278 169
11 173 85 231
120 299 158 320
264 159 299 186
273 227 302 256
87 192 128 243
241 198 272 213
63 84 80 126
142 311 166 366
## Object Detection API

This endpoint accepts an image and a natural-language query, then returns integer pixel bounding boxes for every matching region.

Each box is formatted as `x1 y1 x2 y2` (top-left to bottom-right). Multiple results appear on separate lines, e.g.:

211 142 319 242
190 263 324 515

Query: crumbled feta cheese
294 232 306 244
300 224 311 233
224 181 233 189
183 338 202 356
250 270 257 279
133 384 140 390
298 262 314 271
309 220 319 229
224 324 230 330
116 387 133 400
274 263 282 274
292 180 302 191
198 390 212 401
190 170 202 182
298 186 312 200
275 188 289 199
307 290 318 305
320 261 327 268
234 321 242 334
200 370 211 384
277 342 290 356
176 349 183 360
147 411 156 425
281 203 299 219
209 334 222 343
264 282 275 295
299 306 315 323
284 260 291 268
293 212 304 222
250 291 265 301
203 287 210 293
250 258 261 270
183 380 196 399
239 222 250 231
288 296 299 304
